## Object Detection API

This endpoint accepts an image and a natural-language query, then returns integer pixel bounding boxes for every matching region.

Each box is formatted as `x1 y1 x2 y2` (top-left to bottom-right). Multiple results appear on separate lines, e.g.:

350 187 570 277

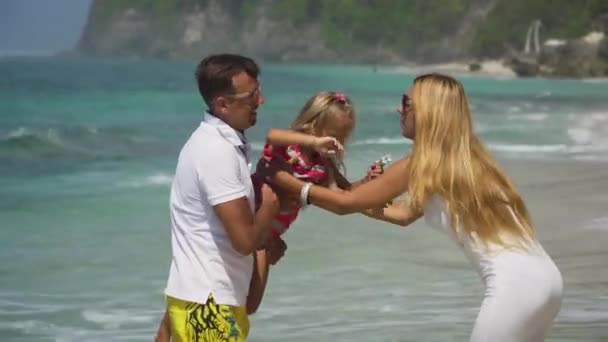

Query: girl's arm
266 128 317 147
154 310 171 342
246 248 269 315
268 157 411 215
265 128 343 155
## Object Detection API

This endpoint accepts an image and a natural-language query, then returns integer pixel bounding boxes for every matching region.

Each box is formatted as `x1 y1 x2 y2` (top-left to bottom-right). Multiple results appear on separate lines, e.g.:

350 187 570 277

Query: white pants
470 248 563 342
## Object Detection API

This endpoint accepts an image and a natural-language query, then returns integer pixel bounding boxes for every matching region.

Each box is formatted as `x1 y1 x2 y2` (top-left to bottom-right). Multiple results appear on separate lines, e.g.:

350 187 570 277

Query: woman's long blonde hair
289 91 355 171
407 74 534 248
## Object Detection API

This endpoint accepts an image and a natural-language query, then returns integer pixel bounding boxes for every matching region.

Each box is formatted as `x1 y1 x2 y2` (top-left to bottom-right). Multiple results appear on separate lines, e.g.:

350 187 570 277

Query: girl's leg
154 309 171 342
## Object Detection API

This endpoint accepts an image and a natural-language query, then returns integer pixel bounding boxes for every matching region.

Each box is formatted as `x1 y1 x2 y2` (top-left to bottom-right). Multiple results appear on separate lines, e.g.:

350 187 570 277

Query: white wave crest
506 113 548 121
82 309 156 329
5 127 33 139
488 143 568 154
580 78 608 83
567 111 608 151
582 216 608 231
119 173 174 188
352 137 409 146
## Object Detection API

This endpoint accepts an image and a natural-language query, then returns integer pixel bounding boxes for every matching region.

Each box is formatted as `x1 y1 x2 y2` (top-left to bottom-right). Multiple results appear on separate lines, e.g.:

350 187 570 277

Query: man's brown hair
195 54 260 108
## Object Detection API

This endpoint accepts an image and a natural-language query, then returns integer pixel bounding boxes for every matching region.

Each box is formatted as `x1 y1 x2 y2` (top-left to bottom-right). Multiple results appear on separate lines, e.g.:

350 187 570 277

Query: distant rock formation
508 19 608 78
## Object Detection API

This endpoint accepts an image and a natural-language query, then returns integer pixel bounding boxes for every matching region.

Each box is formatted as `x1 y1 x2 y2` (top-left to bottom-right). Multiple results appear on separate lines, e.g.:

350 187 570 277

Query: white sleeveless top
423 195 488 271
422 195 544 281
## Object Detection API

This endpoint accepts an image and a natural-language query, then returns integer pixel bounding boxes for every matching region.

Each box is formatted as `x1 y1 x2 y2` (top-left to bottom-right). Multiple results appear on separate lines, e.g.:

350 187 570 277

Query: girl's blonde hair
290 91 355 172
290 91 355 136
407 74 534 248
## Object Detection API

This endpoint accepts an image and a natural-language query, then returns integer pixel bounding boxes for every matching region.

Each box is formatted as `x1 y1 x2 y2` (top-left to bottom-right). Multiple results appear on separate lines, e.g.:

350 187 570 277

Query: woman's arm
328 161 381 190
327 162 421 226
349 177 369 189
362 198 423 226
269 157 411 215
350 163 384 188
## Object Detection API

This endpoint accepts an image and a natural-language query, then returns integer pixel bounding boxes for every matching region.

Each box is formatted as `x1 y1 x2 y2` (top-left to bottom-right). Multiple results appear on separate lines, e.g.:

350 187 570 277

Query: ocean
1 57 607 341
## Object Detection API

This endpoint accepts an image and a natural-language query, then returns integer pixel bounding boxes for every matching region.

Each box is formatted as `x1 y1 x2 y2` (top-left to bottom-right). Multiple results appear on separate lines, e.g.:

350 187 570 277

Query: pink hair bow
335 92 348 103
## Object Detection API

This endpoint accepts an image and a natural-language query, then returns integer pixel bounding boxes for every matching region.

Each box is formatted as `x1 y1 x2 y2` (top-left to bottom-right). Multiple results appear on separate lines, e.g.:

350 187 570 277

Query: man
156 54 283 342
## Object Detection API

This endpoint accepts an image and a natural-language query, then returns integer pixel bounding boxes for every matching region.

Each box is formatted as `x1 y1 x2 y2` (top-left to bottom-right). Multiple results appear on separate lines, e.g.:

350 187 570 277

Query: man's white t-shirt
165 113 255 306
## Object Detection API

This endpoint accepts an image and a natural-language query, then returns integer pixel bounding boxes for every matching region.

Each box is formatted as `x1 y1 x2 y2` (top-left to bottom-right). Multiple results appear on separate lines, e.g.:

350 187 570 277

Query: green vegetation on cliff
265 0 468 52
85 0 180 36
81 0 608 62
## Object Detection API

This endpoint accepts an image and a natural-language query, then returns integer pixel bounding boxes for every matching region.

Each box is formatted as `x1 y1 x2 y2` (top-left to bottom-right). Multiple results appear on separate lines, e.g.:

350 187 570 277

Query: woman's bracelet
299 182 313 207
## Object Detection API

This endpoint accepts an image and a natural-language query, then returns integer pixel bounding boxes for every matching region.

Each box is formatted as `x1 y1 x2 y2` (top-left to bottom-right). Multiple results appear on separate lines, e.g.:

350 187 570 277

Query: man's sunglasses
227 85 262 101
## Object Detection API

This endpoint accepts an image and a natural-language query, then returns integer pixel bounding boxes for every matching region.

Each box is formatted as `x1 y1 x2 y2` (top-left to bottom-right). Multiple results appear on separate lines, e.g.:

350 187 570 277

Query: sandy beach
409 59 517 78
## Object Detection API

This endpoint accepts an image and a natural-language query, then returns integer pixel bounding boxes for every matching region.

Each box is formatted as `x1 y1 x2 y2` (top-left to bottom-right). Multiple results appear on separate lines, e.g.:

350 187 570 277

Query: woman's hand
365 163 384 181
366 163 392 205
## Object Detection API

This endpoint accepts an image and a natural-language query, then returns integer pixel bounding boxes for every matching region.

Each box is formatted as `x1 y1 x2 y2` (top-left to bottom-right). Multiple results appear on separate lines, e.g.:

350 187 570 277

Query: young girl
254 91 360 249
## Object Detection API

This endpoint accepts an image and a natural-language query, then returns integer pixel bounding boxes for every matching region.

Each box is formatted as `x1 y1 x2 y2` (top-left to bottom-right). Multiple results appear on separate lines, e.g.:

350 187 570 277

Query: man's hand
259 183 280 214
265 235 287 265
257 152 294 183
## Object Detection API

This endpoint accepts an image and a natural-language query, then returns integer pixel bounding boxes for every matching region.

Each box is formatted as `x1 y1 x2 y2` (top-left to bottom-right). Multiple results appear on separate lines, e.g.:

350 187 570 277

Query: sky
0 0 92 54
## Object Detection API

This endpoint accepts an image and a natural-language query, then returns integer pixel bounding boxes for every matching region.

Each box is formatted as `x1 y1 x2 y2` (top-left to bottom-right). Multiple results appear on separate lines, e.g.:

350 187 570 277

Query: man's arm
201 146 279 256
213 184 279 256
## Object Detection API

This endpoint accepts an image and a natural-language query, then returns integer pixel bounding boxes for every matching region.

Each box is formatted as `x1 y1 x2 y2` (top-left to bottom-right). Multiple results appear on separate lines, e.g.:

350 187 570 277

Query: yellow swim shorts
167 294 250 342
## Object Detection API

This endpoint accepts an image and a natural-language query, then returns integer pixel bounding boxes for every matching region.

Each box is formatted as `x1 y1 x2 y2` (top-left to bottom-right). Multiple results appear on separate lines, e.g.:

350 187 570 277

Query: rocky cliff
76 0 496 64
78 0 346 62
76 0 608 77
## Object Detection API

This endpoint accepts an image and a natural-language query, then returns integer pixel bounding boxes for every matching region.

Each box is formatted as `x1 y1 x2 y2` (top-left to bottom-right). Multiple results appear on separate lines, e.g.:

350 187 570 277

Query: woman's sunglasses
401 94 412 113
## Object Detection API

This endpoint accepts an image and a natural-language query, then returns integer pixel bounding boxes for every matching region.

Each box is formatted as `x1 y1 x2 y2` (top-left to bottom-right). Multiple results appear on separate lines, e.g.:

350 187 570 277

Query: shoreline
407 59 517 78
5 54 608 81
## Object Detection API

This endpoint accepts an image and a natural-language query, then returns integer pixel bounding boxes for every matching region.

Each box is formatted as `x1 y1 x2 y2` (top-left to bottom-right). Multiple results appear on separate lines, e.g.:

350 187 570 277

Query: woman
262 74 563 342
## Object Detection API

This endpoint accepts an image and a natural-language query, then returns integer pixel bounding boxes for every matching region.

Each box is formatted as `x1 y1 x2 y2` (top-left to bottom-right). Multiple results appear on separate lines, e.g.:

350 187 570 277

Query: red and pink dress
262 143 329 237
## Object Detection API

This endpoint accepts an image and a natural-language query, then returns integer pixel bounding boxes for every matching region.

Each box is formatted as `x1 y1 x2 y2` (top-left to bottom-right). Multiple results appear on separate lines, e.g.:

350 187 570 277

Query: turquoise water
1 57 608 341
